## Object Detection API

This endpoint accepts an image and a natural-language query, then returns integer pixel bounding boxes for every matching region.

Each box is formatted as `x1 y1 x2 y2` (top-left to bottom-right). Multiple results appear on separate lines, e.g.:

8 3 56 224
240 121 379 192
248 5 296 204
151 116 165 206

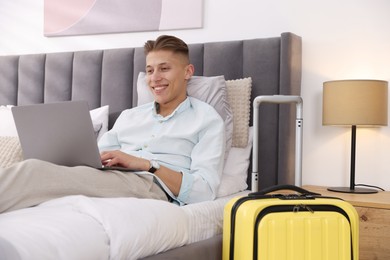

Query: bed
0 32 302 260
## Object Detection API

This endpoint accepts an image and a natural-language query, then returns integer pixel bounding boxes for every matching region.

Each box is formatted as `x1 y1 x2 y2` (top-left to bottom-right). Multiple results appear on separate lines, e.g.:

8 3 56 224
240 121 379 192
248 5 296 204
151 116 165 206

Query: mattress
0 191 249 260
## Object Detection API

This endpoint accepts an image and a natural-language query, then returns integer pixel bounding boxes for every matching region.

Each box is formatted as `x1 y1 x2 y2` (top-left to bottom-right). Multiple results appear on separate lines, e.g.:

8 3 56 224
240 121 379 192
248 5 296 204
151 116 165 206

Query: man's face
145 50 193 109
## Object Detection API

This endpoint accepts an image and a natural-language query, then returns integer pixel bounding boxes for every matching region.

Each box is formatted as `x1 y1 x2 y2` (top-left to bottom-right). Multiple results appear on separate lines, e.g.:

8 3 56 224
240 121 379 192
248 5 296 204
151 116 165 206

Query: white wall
1 0 390 190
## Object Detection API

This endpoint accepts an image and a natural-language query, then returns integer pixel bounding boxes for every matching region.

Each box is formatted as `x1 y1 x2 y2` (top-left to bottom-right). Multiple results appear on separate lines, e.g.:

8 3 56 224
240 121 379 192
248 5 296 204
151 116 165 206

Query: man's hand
100 150 149 171
101 150 183 196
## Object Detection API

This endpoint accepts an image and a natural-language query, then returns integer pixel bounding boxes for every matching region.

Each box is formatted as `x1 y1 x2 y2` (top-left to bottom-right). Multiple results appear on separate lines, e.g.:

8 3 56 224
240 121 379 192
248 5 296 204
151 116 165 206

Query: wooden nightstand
303 185 390 260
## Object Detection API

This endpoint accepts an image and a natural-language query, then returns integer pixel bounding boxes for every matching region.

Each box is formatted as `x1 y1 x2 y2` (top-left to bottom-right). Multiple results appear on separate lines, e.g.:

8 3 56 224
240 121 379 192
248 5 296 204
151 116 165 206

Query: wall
1 0 390 190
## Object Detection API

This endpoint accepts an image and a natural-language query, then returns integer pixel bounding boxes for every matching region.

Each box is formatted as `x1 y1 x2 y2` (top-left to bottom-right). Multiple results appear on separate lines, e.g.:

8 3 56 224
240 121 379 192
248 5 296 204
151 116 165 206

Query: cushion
0 105 18 137
217 127 253 197
90 105 109 140
225 77 252 148
0 136 23 168
137 72 234 157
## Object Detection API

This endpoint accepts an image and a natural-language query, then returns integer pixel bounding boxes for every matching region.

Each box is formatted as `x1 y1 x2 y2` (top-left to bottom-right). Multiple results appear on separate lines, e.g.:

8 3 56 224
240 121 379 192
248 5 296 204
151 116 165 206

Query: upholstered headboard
0 32 302 190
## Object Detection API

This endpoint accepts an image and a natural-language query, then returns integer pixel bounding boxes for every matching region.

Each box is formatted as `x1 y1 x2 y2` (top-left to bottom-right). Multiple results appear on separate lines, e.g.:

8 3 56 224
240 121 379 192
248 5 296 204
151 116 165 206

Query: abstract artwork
44 0 203 37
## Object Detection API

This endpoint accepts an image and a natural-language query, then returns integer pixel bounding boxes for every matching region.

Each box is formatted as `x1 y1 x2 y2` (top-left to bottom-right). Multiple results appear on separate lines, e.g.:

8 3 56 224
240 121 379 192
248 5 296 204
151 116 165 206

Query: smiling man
98 35 226 205
0 35 225 213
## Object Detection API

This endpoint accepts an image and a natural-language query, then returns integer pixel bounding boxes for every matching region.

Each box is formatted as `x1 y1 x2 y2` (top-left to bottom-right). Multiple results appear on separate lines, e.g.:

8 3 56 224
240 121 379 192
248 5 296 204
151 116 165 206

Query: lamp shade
323 80 388 126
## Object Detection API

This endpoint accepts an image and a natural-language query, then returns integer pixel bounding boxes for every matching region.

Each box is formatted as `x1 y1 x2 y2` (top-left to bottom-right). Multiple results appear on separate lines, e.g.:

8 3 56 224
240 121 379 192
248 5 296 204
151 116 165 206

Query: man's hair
144 35 189 62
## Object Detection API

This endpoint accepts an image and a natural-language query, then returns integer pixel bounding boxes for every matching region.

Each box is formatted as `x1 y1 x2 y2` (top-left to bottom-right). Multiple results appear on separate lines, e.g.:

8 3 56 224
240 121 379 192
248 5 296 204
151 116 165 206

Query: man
0 35 225 213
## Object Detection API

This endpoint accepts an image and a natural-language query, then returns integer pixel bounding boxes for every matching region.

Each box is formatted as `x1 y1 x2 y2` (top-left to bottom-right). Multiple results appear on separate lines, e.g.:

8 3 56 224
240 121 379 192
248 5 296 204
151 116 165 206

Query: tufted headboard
0 32 302 190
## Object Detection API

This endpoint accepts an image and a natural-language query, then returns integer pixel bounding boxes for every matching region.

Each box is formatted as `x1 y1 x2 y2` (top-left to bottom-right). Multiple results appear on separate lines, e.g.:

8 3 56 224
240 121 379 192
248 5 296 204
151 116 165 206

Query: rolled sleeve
176 169 193 204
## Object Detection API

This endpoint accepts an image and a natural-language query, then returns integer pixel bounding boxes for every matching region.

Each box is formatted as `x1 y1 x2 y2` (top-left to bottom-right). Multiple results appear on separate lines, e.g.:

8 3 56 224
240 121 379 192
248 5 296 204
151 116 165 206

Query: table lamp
323 79 388 193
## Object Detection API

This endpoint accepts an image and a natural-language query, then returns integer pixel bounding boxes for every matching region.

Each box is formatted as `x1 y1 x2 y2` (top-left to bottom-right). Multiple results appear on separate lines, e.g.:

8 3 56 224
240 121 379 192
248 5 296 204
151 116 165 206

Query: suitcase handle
249 184 320 196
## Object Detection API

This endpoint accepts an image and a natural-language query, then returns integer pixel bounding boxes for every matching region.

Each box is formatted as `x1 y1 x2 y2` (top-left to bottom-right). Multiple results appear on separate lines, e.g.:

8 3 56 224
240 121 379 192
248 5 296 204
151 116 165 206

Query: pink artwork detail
44 0 203 37
44 0 96 35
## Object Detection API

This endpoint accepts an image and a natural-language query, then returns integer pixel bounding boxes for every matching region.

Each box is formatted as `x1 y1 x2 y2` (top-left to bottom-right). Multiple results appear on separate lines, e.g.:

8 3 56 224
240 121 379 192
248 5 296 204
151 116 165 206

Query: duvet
0 192 247 260
0 196 189 260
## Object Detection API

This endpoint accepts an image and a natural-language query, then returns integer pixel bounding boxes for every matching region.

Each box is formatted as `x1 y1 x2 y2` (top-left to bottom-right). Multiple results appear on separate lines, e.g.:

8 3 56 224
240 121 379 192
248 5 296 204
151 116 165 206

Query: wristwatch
148 159 160 173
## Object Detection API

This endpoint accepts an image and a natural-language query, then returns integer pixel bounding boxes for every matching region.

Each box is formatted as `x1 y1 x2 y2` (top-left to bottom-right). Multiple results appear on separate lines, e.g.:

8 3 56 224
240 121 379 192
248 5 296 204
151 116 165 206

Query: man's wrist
148 159 160 173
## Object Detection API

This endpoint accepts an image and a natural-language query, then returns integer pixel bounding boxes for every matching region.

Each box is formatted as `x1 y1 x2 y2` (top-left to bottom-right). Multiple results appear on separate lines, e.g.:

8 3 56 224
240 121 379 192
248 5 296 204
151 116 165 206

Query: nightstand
303 185 390 260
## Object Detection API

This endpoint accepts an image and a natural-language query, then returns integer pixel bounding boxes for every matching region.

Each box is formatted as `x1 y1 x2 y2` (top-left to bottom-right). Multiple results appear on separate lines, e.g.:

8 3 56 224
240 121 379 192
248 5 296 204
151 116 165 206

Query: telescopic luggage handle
252 95 303 192
249 184 320 197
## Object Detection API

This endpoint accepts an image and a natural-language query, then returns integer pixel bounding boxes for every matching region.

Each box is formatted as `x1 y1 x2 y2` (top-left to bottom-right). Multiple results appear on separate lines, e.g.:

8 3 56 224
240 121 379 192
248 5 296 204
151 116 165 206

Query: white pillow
137 72 234 157
90 105 109 140
0 105 18 137
217 127 253 197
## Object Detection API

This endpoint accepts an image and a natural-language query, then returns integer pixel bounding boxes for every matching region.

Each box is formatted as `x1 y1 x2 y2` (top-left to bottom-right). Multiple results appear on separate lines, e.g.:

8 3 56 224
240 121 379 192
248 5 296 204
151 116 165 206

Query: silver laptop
12 101 126 170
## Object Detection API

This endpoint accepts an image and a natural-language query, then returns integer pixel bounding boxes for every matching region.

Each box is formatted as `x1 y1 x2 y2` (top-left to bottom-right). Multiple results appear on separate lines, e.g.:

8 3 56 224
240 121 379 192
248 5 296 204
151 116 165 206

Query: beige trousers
0 159 168 213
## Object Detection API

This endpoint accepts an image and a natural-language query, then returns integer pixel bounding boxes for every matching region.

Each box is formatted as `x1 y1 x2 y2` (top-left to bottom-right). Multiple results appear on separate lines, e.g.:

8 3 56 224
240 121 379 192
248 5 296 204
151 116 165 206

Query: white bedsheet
0 191 249 260
182 190 249 244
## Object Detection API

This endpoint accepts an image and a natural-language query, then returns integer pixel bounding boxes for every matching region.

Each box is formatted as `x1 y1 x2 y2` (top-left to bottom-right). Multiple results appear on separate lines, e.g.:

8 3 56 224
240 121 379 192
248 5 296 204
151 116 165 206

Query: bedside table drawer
356 206 390 260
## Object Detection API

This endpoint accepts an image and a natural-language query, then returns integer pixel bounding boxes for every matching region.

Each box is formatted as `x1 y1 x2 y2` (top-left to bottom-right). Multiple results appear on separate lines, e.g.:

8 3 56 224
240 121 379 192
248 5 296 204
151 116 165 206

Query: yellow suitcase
223 185 359 260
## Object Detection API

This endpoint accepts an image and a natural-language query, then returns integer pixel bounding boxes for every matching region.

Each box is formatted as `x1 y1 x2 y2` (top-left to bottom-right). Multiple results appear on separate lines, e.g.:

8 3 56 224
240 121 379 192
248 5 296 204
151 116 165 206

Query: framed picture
44 0 203 37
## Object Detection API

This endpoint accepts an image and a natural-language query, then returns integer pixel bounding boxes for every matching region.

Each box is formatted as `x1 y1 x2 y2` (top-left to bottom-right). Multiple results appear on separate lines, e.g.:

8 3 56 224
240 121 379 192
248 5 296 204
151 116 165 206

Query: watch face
149 160 160 173
151 160 159 168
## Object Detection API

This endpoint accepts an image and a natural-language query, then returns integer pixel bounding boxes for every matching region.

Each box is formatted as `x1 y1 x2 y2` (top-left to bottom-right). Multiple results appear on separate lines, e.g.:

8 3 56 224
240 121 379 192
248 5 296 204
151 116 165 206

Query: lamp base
327 186 378 194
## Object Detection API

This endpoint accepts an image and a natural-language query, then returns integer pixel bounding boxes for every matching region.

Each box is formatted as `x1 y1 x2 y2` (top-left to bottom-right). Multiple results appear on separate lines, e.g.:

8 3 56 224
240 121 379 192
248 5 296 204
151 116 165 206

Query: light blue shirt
98 97 225 205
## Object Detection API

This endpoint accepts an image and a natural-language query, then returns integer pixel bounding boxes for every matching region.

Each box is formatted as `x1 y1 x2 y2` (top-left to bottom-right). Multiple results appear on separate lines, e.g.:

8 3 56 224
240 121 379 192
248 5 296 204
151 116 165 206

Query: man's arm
100 150 183 196
176 108 226 204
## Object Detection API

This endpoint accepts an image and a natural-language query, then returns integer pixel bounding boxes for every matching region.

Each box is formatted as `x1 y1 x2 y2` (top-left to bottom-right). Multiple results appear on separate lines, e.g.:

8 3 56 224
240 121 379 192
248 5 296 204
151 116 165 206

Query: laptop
12 100 128 170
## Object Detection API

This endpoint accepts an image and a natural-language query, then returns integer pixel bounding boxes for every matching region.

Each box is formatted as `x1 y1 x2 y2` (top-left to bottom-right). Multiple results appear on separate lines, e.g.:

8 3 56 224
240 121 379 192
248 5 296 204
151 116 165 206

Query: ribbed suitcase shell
223 195 359 260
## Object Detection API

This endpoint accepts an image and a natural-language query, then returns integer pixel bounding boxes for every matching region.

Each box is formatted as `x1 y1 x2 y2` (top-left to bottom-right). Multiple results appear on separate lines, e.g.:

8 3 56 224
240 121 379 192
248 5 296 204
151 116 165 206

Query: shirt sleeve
176 107 226 204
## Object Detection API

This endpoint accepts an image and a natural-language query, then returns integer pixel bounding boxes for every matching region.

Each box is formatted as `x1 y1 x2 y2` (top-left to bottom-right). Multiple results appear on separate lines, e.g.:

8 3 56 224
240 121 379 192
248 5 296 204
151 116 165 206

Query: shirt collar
152 97 191 120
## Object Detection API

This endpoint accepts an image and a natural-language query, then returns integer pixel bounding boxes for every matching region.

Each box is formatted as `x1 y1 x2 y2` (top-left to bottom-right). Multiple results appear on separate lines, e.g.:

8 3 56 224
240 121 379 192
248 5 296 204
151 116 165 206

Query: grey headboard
0 32 302 190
